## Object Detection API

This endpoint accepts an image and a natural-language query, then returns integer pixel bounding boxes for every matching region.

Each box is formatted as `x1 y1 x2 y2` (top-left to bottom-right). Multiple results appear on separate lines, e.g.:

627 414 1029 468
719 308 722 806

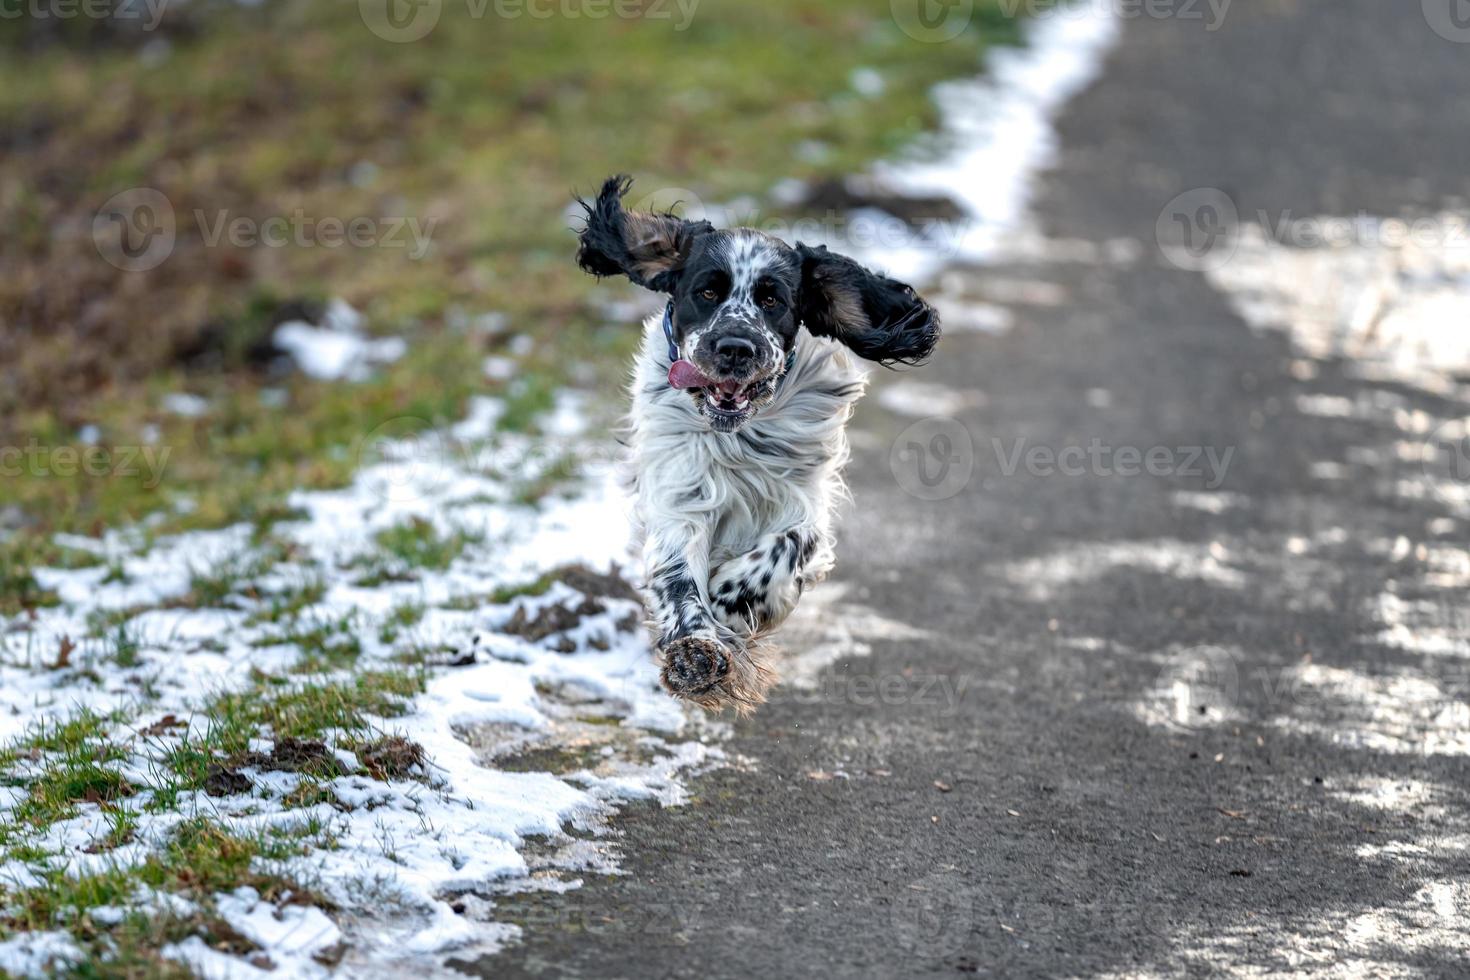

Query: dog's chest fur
627 313 867 562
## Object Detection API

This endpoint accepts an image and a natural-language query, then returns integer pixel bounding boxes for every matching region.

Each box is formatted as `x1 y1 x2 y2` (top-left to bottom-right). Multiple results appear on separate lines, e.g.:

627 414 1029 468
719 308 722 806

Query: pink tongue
668 359 715 390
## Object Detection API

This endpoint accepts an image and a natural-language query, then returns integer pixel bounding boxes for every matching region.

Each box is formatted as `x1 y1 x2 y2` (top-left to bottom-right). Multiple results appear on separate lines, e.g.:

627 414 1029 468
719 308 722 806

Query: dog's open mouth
669 359 774 430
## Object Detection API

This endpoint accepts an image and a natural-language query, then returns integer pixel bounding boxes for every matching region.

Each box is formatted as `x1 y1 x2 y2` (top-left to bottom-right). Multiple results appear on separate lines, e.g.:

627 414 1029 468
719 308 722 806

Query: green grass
511 453 583 506
437 565 595 612
251 612 364 671
0 712 130 850
0 667 421 974
372 519 481 572
244 576 329 626
0 664 424 830
377 601 426 645
0 816 333 979
139 669 427 823
0 544 60 616
350 518 485 585
497 373 563 434
180 562 253 611
193 669 424 760
5 709 122 758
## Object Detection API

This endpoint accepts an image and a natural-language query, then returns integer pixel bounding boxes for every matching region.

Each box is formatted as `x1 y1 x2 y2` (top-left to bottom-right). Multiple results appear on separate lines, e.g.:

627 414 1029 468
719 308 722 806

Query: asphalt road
470 3 1470 976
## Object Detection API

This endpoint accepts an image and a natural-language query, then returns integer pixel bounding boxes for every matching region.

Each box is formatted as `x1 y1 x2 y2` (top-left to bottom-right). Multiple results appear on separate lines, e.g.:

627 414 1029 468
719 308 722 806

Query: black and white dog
576 175 940 713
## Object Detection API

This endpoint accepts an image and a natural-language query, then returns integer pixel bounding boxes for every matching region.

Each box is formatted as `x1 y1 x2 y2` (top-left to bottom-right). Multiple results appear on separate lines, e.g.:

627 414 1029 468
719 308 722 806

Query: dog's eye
761 295 779 310
700 288 719 302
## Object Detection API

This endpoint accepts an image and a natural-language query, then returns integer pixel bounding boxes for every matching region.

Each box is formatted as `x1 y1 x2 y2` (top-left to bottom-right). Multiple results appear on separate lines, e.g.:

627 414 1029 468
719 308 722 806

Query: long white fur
626 310 867 660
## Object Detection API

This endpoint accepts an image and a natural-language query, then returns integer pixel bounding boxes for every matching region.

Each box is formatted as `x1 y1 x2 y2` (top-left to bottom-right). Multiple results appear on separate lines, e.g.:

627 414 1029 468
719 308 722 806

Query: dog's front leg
643 526 775 713
710 526 828 636
645 527 726 684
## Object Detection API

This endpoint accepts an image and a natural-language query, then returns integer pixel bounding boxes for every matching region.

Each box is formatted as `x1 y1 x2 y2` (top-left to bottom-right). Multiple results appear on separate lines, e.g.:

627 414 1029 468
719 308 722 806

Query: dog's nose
715 336 757 361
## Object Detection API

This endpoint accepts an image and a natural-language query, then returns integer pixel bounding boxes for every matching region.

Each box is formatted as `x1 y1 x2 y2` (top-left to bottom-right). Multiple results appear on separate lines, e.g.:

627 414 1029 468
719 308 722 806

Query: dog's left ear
795 243 941 366
575 174 713 292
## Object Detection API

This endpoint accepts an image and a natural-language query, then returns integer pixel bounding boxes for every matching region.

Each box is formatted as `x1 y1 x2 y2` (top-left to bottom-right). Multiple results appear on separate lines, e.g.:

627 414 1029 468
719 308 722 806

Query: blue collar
663 302 797 383
662 302 680 363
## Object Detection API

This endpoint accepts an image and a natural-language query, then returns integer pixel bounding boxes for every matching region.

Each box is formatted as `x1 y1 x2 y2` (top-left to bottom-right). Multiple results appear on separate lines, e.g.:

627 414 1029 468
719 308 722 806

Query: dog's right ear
575 175 713 293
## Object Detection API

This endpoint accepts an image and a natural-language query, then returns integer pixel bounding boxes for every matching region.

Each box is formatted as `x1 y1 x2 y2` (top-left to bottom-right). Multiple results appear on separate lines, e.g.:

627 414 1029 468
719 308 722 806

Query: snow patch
1271 663 1470 757
1336 777 1436 812
0 932 82 979
876 380 986 417
850 5 1121 282
0 397 710 971
997 539 1247 601
162 392 210 417
776 582 938 689
1170 490 1247 514
274 301 407 381
1206 216 1470 395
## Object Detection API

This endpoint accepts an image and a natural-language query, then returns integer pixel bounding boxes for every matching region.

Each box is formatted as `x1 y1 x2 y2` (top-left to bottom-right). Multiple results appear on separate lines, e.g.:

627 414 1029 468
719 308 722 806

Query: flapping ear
795 243 940 366
575 175 713 292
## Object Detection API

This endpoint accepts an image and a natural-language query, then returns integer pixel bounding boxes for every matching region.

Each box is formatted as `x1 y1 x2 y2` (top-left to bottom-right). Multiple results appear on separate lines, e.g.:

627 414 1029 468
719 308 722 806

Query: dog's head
575 175 940 433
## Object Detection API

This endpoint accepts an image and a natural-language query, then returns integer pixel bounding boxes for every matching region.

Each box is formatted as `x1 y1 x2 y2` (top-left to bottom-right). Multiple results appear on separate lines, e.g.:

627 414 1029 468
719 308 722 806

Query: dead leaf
49 635 75 670
140 714 184 737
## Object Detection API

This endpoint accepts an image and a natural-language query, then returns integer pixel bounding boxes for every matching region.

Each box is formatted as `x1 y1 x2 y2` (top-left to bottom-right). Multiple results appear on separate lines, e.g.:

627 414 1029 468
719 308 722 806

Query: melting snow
0 932 82 979
876 380 986 417
0 394 722 973
1206 216 1470 396
273 301 408 382
671 7 1120 292
996 539 1247 601
856 5 1120 282
162 392 211 417
1170 490 1247 514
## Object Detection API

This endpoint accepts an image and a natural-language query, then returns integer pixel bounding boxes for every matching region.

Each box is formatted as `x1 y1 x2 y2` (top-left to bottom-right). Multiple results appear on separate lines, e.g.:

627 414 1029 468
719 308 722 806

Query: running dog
576 175 940 713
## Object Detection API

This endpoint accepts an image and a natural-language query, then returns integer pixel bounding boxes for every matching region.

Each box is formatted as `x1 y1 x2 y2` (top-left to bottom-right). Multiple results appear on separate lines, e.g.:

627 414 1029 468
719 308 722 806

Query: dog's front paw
656 633 777 715
659 635 731 698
